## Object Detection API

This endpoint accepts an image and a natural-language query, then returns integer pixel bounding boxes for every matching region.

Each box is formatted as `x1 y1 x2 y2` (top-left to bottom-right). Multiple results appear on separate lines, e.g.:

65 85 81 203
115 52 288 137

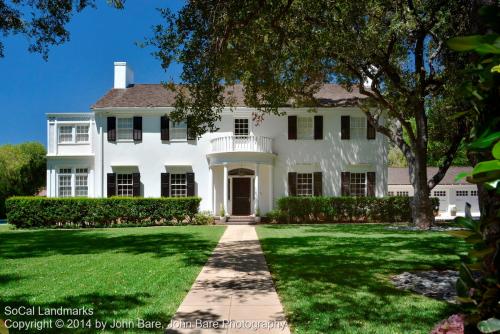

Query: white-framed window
58 168 73 197
297 173 313 197
170 173 187 197
388 191 394 196
170 121 187 141
234 118 249 137
116 174 133 197
433 190 446 197
58 126 74 143
75 168 89 197
456 190 468 197
350 117 366 139
350 173 367 197
396 191 409 197
117 118 133 140
297 116 313 140
76 125 90 143
57 167 89 197
471 190 478 196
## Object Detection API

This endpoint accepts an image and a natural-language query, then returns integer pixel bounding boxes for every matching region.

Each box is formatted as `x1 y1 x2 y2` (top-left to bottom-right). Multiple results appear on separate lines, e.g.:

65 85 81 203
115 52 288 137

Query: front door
232 177 251 215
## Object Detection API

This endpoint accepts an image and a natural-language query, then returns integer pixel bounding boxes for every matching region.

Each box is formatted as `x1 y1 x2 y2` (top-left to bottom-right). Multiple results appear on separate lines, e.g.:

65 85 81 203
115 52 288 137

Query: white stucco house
46 62 389 216
388 167 480 220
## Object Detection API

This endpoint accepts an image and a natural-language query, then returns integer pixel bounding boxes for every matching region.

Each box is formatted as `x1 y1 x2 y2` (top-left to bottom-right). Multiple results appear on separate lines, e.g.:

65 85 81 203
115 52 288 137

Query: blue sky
0 0 185 145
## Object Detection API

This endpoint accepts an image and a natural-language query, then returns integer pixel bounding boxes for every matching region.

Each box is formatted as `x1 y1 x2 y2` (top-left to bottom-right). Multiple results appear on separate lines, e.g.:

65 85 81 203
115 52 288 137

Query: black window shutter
367 172 376 196
288 116 297 140
107 173 116 197
341 116 350 140
187 117 196 140
288 172 297 196
367 118 376 140
161 173 170 197
132 173 141 197
107 117 116 142
186 172 195 196
314 115 323 140
161 116 170 141
133 116 142 141
341 172 351 196
313 172 323 196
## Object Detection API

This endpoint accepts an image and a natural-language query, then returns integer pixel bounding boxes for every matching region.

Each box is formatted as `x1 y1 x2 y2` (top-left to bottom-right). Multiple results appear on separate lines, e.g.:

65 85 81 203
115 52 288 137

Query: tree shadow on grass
0 228 221 267
258 226 467 333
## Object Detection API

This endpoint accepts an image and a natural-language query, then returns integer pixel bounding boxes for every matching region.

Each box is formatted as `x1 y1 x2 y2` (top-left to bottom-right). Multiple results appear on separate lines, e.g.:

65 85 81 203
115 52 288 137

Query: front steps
221 216 256 225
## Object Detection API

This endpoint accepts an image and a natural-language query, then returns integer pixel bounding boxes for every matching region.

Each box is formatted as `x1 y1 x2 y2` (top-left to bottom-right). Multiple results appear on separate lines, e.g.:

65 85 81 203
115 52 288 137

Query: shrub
193 211 215 225
6 197 201 228
273 196 440 223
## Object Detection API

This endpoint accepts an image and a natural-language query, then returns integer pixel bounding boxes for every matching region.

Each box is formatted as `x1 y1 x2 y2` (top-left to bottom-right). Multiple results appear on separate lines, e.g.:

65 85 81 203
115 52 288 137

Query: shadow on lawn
258 225 466 333
0 229 218 266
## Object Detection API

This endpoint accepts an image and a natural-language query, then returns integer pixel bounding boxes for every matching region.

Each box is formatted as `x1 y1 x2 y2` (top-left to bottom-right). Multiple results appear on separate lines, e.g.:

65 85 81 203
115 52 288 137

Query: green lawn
257 224 468 334
0 225 225 333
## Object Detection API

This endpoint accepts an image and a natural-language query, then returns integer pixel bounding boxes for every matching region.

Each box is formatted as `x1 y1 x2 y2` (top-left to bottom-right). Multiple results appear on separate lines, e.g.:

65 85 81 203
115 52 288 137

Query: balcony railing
210 135 274 154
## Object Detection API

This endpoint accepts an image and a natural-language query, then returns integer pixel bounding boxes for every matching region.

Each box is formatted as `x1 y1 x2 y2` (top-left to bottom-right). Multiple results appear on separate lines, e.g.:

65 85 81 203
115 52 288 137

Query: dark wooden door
232 178 251 215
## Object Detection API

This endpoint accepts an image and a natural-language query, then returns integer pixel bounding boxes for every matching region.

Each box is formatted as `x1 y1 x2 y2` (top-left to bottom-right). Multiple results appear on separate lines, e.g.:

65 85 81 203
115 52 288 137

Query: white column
223 164 228 216
269 165 273 211
209 166 214 214
254 163 260 214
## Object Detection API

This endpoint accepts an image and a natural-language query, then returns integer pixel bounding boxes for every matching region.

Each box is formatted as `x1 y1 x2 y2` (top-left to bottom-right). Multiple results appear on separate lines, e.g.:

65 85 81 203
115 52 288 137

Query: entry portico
207 135 275 216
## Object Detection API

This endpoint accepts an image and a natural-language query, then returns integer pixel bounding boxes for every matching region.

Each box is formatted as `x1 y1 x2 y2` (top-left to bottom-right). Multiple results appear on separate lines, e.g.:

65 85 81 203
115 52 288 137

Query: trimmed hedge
271 196 440 223
6 197 202 228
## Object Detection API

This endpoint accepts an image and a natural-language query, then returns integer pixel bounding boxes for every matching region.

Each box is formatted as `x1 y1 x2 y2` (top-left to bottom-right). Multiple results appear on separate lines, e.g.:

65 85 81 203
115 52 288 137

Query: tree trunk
408 148 435 229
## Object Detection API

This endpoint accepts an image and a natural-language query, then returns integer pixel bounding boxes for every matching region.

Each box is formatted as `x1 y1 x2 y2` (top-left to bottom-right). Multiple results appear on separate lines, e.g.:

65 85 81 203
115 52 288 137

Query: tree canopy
149 0 477 227
0 142 46 218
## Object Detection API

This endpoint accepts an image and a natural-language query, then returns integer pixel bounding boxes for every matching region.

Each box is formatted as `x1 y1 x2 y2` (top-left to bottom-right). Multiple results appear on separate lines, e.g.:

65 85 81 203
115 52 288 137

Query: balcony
210 135 274 154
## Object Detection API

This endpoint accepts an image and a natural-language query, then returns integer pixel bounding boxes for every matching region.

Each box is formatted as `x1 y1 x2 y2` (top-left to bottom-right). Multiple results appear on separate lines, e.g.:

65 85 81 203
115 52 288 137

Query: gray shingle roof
388 167 473 185
91 83 366 109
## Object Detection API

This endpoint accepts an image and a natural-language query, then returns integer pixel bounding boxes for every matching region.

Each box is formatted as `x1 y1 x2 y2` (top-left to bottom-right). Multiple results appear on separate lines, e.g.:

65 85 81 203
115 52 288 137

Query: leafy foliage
0 142 46 218
0 0 123 59
270 196 439 224
6 197 202 228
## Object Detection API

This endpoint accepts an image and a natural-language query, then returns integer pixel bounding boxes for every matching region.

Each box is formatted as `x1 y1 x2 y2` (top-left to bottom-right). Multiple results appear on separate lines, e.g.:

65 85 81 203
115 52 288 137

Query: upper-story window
117 118 133 140
234 118 249 137
350 117 366 139
58 125 90 144
170 121 187 141
297 116 313 139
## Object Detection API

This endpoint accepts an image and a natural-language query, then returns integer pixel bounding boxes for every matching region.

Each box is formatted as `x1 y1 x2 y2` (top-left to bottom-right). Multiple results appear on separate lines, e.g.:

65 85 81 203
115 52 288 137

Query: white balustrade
210 135 273 154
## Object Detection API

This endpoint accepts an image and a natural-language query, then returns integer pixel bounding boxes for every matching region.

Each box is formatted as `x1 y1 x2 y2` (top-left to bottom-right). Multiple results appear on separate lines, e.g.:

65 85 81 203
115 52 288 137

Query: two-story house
46 62 388 215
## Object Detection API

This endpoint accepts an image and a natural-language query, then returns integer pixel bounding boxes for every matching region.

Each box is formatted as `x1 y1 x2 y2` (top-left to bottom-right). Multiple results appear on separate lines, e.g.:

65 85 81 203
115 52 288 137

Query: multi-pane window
59 126 73 143
117 118 133 140
297 173 313 197
297 117 313 139
350 117 366 139
170 121 187 140
234 118 249 137
170 174 187 197
116 174 133 197
433 190 446 197
75 168 88 197
350 173 366 197
456 190 468 197
58 168 72 197
76 125 90 143
396 191 409 197
388 191 394 196
471 190 478 196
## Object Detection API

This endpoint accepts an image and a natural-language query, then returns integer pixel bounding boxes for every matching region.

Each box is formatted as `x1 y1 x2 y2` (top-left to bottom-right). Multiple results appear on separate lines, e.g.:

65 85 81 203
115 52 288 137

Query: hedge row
269 196 440 223
6 197 201 228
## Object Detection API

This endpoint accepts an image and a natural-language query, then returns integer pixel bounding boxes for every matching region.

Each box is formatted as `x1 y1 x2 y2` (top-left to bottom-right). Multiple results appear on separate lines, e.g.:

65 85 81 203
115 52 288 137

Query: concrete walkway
167 225 290 334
